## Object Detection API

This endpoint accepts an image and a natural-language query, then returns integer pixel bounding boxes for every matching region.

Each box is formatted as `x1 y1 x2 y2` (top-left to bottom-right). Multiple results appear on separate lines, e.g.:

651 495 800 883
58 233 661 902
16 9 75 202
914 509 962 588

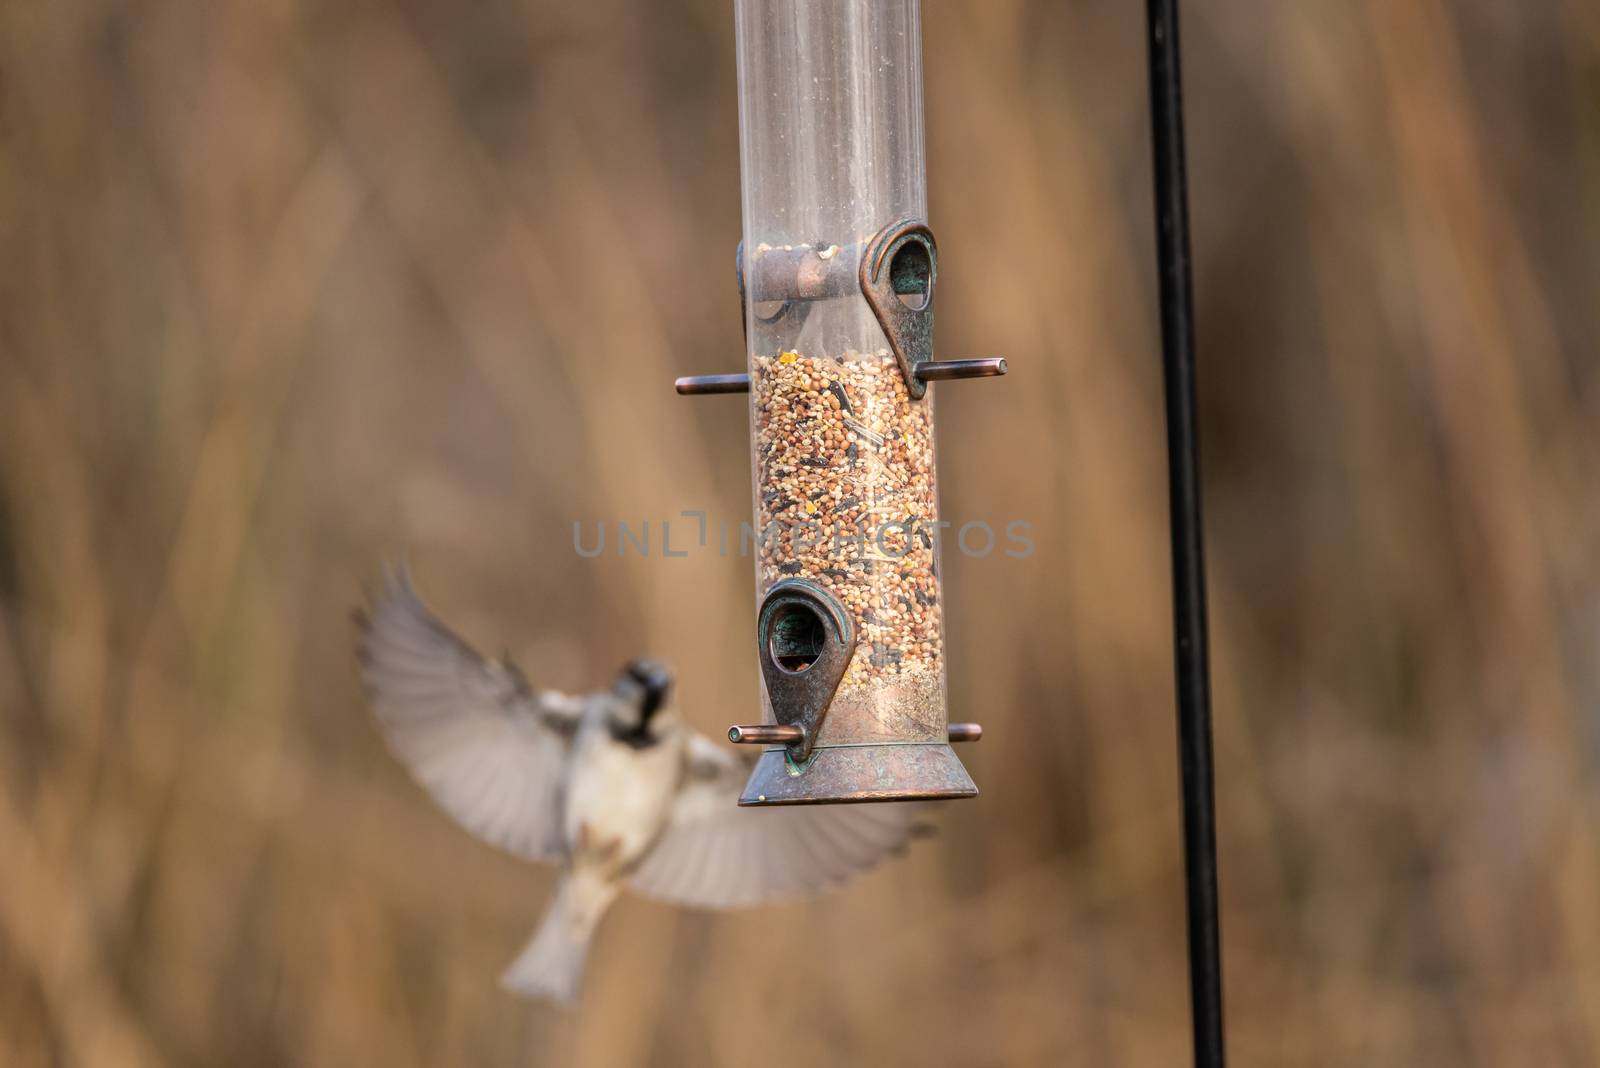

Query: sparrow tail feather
501 872 617 1006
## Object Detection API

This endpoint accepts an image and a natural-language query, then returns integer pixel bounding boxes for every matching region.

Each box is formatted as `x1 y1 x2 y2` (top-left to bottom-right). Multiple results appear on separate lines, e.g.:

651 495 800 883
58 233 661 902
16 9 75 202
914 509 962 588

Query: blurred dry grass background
2 0 1599 1064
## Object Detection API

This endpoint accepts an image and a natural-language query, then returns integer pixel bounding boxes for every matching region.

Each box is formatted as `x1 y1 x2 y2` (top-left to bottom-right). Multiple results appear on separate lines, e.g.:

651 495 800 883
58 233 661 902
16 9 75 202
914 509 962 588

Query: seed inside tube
752 349 946 735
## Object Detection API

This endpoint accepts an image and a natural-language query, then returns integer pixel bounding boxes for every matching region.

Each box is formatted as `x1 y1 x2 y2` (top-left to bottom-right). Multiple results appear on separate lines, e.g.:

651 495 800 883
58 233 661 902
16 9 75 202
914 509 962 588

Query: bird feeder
677 0 1003 804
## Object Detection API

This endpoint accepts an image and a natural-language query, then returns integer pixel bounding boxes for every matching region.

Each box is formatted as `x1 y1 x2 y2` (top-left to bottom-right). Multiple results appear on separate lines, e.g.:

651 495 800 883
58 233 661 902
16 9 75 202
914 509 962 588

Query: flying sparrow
353 566 926 1005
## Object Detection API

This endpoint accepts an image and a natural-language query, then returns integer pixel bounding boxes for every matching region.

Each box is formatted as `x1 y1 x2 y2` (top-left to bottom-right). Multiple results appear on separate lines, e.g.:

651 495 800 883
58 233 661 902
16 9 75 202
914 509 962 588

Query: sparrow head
609 659 674 743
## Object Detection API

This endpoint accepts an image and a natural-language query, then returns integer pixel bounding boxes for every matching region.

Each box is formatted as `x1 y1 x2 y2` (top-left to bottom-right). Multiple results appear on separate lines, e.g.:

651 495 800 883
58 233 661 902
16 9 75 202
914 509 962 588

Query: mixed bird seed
752 348 945 700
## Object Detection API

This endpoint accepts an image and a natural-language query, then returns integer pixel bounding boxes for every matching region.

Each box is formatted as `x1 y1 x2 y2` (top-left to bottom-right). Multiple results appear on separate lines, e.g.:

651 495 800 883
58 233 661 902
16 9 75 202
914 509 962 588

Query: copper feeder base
737 742 978 806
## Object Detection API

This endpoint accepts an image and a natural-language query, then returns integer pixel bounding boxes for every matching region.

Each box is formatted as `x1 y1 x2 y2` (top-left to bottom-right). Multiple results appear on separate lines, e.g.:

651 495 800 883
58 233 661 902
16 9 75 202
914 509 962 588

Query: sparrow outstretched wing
628 734 928 908
354 565 581 863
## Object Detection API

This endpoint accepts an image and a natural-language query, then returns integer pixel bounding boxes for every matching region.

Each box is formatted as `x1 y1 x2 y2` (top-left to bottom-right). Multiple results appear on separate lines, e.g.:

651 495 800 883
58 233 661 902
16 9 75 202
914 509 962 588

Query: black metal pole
1144 1 1226 1065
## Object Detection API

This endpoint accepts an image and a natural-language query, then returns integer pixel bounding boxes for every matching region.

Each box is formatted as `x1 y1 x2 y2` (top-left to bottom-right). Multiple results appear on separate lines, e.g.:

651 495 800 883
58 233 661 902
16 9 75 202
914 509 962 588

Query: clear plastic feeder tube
735 0 971 802
736 0 925 267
